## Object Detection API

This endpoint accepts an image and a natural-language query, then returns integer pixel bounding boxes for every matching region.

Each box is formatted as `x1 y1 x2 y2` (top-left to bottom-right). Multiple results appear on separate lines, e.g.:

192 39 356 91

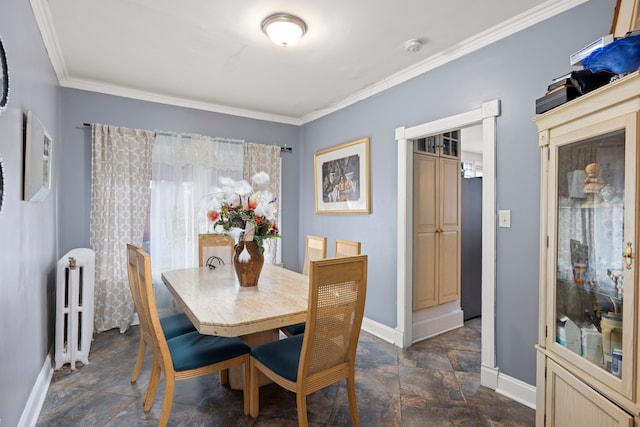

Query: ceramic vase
233 240 264 287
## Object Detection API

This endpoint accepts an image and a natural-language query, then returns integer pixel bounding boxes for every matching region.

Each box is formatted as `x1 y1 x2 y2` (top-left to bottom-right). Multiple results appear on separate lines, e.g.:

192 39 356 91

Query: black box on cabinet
535 86 580 114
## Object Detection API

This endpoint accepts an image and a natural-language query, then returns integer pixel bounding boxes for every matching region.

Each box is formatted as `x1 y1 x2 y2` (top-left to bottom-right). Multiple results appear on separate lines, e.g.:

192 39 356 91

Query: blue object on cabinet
583 35 640 75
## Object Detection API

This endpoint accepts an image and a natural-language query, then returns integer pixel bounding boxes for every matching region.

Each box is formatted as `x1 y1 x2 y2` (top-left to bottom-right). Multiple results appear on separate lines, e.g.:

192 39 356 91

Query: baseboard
496 371 537 410
481 363 499 389
361 316 404 347
19 351 53 427
411 307 464 343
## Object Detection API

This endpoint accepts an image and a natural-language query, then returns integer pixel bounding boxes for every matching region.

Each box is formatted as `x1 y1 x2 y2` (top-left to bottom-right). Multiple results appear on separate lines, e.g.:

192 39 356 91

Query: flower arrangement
199 172 280 256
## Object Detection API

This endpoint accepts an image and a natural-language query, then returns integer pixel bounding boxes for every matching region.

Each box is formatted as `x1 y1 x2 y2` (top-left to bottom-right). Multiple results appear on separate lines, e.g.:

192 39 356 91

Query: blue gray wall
0 0 60 425
299 0 615 385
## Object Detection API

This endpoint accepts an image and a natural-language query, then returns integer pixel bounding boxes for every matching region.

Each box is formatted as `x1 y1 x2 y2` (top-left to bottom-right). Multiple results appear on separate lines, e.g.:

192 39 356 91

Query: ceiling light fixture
261 13 307 47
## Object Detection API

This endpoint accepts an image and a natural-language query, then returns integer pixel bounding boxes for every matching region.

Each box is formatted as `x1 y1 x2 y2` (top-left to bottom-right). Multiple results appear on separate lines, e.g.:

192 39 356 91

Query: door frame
395 99 500 389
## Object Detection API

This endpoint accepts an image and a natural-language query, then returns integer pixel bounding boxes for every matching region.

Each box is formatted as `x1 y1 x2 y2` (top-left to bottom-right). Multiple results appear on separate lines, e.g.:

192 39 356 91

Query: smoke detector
404 39 423 53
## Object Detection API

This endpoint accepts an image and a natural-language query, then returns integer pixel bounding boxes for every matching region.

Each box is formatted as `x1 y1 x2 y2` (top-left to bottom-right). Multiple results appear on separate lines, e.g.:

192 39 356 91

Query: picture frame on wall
24 109 52 201
314 137 370 214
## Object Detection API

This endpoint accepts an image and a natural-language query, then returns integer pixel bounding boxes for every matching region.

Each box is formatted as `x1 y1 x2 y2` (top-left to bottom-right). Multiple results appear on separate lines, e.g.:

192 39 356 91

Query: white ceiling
31 0 585 125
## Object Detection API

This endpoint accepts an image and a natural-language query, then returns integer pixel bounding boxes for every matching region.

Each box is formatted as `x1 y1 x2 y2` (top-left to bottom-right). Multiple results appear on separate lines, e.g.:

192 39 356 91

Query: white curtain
243 142 281 264
150 133 243 314
90 124 156 333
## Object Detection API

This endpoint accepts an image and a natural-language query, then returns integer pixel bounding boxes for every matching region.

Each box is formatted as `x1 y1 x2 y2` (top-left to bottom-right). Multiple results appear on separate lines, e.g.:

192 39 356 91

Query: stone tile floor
36 317 535 426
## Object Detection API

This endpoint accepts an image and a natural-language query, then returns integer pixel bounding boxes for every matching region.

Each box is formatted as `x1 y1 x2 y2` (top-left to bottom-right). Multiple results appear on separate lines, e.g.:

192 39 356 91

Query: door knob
622 242 633 270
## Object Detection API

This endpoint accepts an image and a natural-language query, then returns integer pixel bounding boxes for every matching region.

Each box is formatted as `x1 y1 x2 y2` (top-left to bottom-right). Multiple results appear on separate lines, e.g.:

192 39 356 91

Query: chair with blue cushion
126 244 196 383
281 235 327 337
133 247 251 427
249 255 368 426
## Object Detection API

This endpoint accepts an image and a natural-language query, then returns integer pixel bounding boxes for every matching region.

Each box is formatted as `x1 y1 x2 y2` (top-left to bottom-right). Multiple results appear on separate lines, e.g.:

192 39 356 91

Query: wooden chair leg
220 368 229 385
130 338 146 383
158 376 175 427
346 375 360 427
295 393 308 427
249 358 260 417
242 358 250 415
144 362 161 411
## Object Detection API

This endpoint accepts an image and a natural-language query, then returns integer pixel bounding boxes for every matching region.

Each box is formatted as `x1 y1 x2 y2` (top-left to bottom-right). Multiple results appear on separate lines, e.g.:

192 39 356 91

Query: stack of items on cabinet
536 31 640 114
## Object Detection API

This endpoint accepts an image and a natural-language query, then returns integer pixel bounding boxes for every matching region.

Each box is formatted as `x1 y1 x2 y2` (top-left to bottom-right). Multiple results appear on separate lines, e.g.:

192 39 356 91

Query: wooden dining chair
281 235 328 337
301 235 327 276
133 247 252 427
249 255 368 427
125 243 196 383
198 233 235 268
334 238 362 257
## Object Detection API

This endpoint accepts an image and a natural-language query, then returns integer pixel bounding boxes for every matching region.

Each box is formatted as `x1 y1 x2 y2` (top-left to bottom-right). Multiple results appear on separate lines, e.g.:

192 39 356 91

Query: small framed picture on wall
24 109 52 201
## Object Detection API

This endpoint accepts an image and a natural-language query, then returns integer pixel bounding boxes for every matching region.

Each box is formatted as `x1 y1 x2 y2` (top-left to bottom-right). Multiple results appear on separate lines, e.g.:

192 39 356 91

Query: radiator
54 248 95 370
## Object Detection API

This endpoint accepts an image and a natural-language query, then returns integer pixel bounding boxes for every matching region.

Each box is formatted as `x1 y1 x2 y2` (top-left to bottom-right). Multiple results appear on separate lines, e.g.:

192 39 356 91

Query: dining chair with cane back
197 233 236 384
249 255 368 427
334 238 362 257
198 233 235 268
281 235 328 337
301 235 327 276
133 247 252 427
125 243 196 384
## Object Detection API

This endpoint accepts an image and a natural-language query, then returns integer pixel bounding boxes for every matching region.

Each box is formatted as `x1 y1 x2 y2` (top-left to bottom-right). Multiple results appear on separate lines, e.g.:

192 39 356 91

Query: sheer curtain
90 124 156 333
243 142 281 264
150 133 243 315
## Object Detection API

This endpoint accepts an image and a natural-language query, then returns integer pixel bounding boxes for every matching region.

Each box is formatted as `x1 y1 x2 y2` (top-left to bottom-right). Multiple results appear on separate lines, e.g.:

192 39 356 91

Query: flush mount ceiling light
261 13 307 47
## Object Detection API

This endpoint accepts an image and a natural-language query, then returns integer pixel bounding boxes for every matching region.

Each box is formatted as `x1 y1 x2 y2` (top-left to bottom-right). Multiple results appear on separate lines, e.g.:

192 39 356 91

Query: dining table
161 263 309 389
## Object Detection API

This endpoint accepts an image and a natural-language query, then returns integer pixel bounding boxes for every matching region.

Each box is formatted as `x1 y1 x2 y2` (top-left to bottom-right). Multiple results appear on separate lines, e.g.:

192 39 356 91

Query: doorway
395 99 500 390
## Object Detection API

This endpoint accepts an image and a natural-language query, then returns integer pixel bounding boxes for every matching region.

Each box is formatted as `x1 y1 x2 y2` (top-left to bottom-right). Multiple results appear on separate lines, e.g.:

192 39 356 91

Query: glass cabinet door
552 124 634 395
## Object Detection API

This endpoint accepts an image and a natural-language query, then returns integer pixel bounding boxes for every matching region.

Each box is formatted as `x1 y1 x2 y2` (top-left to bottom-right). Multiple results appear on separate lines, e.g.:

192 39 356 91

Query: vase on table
233 240 264 287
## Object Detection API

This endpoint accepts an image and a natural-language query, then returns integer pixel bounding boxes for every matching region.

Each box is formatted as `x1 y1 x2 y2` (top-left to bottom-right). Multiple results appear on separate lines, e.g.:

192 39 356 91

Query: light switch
498 210 511 228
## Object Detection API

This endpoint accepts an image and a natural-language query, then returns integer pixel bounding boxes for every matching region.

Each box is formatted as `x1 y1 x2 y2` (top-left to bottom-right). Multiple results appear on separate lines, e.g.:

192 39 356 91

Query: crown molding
31 0 69 81
31 0 587 126
299 0 588 124
60 77 302 125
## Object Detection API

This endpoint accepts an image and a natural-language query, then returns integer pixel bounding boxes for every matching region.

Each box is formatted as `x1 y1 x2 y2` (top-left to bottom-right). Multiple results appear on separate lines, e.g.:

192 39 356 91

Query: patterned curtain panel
243 142 281 264
150 133 243 315
90 124 156 333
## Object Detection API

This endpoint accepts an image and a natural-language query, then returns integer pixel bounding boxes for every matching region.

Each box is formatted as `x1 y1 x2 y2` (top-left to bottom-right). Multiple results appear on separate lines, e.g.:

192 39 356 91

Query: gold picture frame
611 0 640 37
314 137 370 214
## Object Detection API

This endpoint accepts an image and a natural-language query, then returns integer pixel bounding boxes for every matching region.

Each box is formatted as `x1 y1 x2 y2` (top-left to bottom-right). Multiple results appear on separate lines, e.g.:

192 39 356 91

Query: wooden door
413 154 438 309
438 157 461 304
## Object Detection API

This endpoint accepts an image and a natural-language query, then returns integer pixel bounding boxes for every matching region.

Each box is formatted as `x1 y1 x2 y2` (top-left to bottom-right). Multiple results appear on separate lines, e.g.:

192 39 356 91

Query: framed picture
23 109 52 201
314 137 370 214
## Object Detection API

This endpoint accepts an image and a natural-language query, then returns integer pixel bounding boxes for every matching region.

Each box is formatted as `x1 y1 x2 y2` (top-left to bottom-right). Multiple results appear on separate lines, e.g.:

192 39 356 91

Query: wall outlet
498 210 511 228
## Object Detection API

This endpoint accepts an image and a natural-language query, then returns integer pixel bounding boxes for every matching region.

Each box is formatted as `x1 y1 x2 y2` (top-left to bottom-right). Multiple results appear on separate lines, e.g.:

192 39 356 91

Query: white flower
251 171 270 186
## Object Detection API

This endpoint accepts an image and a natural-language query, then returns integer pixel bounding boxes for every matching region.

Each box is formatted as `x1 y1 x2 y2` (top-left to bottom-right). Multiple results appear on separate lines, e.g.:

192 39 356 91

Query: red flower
247 199 258 210
207 210 220 222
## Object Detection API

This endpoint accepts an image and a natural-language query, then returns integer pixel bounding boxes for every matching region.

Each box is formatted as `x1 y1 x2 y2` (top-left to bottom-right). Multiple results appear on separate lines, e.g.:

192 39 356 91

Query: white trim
396 100 501 390
299 0 584 123
361 316 404 346
31 0 584 125
411 304 464 343
18 352 52 427
481 364 500 390
496 372 537 410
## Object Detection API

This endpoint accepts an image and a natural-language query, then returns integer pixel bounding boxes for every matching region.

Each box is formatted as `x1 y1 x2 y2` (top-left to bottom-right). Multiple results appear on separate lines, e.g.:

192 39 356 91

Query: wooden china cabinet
534 71 640 426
